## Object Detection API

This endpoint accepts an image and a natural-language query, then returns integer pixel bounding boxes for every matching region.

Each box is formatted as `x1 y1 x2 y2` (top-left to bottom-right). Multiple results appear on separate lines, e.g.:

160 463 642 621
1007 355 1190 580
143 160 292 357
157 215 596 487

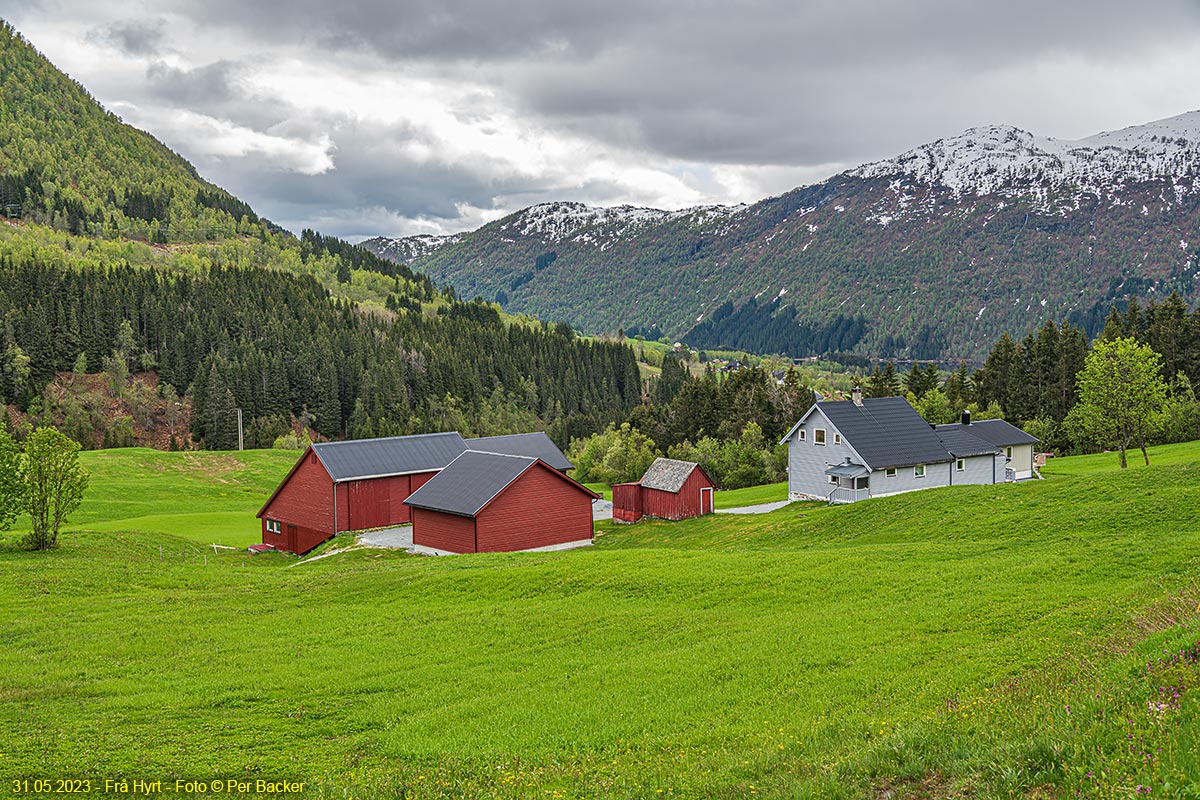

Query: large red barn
404 450 599 554
612 458 716 523
257 431 576 554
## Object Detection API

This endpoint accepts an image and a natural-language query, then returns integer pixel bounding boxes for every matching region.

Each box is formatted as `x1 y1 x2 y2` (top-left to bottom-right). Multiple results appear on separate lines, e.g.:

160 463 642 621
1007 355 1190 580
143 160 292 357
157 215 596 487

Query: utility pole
235 407 244 451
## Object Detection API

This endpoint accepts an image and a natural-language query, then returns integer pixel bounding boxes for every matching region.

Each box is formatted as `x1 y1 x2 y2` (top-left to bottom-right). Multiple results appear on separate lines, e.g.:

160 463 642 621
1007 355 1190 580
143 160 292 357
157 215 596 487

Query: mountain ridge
363 111 1200 359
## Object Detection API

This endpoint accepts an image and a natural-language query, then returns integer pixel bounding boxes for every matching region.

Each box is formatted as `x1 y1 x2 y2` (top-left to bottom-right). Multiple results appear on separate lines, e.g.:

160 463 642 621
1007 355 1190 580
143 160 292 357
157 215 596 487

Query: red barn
257 431 576 554
404 450 599 554
612 458 716 522
256 432 469 554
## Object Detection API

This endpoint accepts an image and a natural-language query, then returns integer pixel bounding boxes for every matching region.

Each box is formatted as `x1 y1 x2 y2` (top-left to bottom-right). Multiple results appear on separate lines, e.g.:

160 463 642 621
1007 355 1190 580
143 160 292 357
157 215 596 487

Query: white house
780 389 1037 503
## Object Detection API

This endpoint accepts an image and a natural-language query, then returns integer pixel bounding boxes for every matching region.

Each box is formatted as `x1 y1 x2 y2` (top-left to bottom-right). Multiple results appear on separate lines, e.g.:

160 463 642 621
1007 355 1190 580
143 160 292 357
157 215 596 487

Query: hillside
363 112 1200 360
0 23 642 448
2 444 1198 796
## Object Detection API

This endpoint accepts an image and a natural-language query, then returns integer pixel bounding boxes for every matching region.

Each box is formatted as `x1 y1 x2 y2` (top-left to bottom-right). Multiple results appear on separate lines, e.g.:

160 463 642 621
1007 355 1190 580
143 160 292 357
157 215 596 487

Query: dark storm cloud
151 0 1200 169
18 0 1200 237
85 19 167 56
146 60 242 105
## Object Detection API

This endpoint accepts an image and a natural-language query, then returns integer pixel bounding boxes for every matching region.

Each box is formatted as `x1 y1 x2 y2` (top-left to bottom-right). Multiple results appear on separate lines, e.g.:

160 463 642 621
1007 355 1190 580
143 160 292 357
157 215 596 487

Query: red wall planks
412 507 476 553
612 482 643 523
475 463 593 552
640 467 715 521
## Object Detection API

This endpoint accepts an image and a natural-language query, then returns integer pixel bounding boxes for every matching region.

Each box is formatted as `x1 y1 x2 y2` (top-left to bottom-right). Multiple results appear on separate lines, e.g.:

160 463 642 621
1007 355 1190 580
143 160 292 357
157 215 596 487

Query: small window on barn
828 474 838 484
834 433 842 444
885 468 896 478
914 464 926 479
814 428 826 446
266 519 281 535
798 429 806 441
956 459 965 472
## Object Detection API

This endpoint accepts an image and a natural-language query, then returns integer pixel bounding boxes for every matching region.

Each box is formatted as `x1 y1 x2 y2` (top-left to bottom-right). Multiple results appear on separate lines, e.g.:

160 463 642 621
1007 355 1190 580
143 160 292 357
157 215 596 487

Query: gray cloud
11 1 1200 238
85 19 167 56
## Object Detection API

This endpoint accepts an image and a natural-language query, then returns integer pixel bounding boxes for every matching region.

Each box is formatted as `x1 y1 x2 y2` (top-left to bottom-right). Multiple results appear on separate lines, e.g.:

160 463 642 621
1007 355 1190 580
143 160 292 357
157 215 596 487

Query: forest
860 293 1200 455
0 250 641 450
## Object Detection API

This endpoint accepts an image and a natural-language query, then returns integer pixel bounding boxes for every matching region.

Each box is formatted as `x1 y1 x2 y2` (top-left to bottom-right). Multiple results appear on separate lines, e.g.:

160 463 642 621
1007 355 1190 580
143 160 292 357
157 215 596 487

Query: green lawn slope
6 448 299 547
1 443 1198 798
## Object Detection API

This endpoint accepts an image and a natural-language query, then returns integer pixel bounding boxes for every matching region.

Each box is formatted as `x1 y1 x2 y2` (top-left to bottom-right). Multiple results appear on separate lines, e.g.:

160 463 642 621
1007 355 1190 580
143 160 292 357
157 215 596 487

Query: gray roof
403 450 536 517
825 461 869 478
936 419 1039 447
311 432 467 481
639 458 705 493
795 396 955 469
934 427 1001 458
465 432 573 471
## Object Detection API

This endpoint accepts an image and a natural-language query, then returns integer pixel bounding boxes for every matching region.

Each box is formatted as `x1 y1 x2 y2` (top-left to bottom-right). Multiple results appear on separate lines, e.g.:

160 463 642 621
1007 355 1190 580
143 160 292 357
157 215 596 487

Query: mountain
0 22 641 449
363 113 1200 360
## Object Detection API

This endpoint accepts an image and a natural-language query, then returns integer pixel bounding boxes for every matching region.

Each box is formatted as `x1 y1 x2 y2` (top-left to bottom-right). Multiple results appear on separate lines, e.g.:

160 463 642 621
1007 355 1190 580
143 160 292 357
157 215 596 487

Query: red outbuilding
256 431 577 554
404 450 600 554
612 457 716 523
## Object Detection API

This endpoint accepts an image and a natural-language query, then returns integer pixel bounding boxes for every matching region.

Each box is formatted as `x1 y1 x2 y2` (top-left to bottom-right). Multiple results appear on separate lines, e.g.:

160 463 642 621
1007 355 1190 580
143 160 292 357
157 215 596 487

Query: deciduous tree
1066 338 1167 468
22 426 89 550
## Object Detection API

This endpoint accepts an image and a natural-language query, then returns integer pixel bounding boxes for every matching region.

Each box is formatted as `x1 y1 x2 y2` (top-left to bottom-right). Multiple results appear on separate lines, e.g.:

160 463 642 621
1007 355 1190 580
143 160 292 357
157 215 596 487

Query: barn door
700 487 714 514
286 524 298 553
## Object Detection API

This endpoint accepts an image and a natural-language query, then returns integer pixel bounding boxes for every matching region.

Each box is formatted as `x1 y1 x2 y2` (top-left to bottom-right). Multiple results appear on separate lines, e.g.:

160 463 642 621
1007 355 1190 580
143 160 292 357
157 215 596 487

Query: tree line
0 256 642 451
568 361 814 489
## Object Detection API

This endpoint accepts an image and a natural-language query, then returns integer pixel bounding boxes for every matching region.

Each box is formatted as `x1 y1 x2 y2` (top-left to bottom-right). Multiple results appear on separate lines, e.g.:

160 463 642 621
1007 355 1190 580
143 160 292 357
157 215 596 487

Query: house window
798 429 806 441
914 464 926 479
266 519 281 535
834 433 842 444
828 474 838 485
1006 447 1013 458
956 459 965 472
814 428 826 446
885 467 896 478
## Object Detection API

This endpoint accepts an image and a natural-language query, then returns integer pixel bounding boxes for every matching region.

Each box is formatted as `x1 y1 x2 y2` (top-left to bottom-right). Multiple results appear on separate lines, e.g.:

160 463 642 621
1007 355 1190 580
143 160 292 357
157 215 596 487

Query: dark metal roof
639 458 704 492
934 427 1000 458
404 450 598 517
465 432 574 471
404 450 535 517
825 461 869 478
814 396 955 469
936 419 1039 447
310 432 467 481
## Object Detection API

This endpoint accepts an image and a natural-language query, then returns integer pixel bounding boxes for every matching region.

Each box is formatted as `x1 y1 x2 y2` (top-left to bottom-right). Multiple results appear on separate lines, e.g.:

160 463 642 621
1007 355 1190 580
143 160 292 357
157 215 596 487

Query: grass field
1 444 1199 797
6 448 299 547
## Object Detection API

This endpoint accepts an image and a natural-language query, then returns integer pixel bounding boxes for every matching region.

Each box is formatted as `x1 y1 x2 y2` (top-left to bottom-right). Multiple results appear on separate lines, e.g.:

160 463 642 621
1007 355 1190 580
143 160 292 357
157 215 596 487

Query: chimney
851 386 863 407
961 409 971 426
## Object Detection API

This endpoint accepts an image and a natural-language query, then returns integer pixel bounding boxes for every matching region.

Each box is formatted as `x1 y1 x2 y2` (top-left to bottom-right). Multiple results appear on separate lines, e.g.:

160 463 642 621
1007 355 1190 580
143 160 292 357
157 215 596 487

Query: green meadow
1 444 1198 798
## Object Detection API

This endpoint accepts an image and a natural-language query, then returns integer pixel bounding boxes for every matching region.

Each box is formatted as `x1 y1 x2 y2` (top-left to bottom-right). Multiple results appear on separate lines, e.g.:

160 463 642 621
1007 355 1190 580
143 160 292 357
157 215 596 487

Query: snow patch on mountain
361 233 460 262
498 200 746 242
851 111 1200 199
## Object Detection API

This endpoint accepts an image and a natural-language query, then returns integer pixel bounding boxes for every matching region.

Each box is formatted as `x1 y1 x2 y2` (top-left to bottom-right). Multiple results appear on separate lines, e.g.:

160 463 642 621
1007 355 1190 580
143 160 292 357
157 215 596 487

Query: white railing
828 486 870 504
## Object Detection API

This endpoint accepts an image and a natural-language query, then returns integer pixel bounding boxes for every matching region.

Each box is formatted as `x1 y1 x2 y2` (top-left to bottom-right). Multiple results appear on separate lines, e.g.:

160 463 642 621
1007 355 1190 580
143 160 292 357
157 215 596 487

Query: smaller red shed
612 458 716 522
404 450 600 554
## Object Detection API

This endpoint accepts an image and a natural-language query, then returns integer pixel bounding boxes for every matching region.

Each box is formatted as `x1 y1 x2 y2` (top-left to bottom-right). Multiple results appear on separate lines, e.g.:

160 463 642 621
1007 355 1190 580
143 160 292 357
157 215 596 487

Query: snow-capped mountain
852 111 1200 199
362 111 1200 360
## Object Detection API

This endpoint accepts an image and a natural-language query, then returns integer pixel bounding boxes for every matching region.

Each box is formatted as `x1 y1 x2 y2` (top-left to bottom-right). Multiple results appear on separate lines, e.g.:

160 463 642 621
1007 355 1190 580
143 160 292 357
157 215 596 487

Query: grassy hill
1 444 1198 797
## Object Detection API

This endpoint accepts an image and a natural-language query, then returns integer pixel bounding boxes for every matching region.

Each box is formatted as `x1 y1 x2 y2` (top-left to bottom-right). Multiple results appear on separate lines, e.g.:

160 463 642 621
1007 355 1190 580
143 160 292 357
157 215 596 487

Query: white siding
950 454 998 486
785 411 861 500
1008 444 1035 479
871 460 952 497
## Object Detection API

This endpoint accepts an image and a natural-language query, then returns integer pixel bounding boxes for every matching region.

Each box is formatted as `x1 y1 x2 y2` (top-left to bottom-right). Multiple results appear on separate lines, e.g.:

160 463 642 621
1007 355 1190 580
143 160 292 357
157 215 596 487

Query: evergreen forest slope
0 22 641 448
364 114 1200 360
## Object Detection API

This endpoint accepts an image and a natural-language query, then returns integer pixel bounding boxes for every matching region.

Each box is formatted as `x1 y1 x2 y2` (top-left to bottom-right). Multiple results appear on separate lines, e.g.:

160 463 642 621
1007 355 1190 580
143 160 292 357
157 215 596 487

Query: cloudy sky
4 1 1200 240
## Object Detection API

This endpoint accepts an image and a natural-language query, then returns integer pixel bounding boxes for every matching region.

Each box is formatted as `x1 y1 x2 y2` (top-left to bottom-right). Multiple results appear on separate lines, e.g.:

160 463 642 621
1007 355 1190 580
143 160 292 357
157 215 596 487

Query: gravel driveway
357 525 413 549
716 500 792 515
